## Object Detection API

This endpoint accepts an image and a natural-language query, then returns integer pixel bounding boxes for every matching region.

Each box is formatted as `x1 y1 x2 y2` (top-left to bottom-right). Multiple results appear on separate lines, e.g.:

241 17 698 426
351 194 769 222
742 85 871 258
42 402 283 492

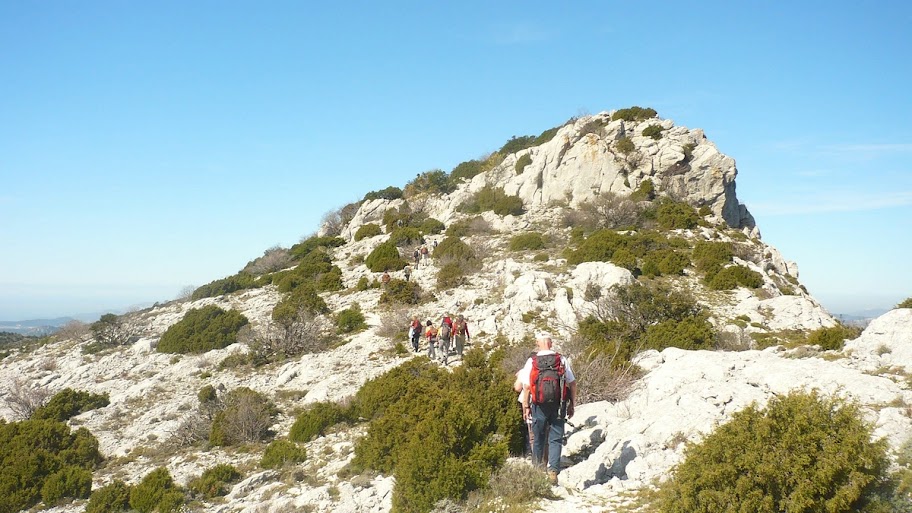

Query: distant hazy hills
0 317 73 336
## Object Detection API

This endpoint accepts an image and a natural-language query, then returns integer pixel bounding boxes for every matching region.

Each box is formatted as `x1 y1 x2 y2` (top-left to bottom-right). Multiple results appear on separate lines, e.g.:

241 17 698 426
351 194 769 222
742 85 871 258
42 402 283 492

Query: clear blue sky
2 1 910 320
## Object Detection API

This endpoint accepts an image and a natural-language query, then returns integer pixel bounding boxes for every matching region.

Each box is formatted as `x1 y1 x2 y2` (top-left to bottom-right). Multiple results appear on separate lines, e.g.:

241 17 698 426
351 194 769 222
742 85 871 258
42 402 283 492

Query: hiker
403 264 412 282
452 314 470 357
438 315 452 364
520 334 576 486
381 271 391 288
409 315 422 352
425 320 438 360
413 248 421 268
420 245 429 263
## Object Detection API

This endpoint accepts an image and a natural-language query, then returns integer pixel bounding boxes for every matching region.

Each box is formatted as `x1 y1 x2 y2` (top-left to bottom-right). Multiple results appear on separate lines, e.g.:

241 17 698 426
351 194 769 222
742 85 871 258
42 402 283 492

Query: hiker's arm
521 386 531 420
567 380 577 418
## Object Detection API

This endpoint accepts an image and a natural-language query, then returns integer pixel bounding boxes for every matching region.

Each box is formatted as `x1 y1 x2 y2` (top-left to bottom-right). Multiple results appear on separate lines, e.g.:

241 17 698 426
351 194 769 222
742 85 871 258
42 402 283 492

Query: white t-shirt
519 349 575 388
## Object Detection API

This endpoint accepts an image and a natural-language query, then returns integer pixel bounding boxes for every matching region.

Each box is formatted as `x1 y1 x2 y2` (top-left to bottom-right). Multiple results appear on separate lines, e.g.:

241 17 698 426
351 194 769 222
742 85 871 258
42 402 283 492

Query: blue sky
2 1 910 320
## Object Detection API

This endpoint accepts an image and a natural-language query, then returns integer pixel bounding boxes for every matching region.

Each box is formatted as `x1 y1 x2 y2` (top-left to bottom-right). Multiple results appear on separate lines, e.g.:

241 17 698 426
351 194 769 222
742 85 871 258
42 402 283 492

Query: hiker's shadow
583 440 637 488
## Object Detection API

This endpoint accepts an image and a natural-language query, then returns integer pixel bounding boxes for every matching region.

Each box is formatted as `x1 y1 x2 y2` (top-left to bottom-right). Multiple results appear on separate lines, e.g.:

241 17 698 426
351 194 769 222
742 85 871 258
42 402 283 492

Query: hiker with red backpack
452 314 470 357
520 334 576 486
438 314 453 364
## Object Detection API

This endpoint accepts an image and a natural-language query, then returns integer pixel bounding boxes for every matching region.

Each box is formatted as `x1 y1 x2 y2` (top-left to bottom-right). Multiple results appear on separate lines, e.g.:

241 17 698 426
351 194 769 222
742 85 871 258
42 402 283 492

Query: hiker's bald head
535 336 553 350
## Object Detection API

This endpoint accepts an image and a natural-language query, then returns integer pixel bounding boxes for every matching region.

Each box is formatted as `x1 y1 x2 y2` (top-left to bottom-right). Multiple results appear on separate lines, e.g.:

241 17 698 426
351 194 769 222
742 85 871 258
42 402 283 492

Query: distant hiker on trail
403 264 412 282
420 245 429 263
381 271 391 288
452 314 470 356
425 320 439 360
433 239 438 249
438 316 452 364
409 315 422 352
413 248 421 268
520 334 576 486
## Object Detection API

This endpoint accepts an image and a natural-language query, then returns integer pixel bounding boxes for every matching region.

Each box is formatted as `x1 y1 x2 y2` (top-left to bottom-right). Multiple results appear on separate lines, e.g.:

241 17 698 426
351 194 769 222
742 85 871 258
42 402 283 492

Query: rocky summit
2 109 910 513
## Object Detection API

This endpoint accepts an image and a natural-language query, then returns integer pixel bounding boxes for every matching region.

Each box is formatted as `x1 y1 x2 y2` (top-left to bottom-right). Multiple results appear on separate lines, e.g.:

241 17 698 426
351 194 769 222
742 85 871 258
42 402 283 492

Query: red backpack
529 353 567 406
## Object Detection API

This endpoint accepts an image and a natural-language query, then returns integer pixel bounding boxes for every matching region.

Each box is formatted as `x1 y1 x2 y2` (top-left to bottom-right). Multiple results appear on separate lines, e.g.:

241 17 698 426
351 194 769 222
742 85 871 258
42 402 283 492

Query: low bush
260 440 307 469
86 481 131 513
656 391 890 512
656 200 700 230
508 232 545 251
379 278 423 305
642 315 715 351
404 169 455 197
499 135 536 155
807 324 862 351
363 186 403 201
89 313 138 348
0 419 102 512
336 303 367 334
288 235 345 261
682 142 696 160
157 306 249 354
641 249 690 277
434 237 477 264
209 388 276 446
446 217 493 237
187 464 241 499
450 159 486 182
466 459 555 510
897 297 912 309
629 178 655 202
615 136 635 154
514 153 532 174
365 241 407 272
418 218 445 235
129 467 184 513
389 227 424 247
289 401 353 443
191 272 259 300
611 106 657 122
436 262 469 289
458 186 525 216
242 245 292 275
354 223 382 241
708 265 764 290
642 124 665 140
692 240 733 275
272 284 329 323
41 465 92 505
33 388 110 422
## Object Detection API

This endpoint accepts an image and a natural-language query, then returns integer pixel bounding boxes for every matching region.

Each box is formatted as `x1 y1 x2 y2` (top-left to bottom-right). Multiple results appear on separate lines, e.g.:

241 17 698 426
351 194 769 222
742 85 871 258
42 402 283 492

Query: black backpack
530 353 565 406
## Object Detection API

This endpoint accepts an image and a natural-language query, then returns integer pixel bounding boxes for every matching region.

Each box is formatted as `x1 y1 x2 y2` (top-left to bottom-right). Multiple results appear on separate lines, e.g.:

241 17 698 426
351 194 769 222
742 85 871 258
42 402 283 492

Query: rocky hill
1 109 910 513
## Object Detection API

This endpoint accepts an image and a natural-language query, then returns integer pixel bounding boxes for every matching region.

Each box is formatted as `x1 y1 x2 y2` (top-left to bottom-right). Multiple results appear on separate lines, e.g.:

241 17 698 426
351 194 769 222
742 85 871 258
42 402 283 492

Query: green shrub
450 159 487 181
514 153 532 174
191 272 258 300
642 124 665 140
807 324 861 351
446 217 493 237
289 401 352 443
260 440 307 469
657 391 890 513
897 297 912 309
355 276 378 291
458 186 525 216
379 278 423 305
641 249 690 277
533 125 560 146
434 236 477 264
615 136 635 154
157 305 249 354
363 186 403 202
336 303 367 334
656 200 700 230
86 481 131 513
34 388 110 421
642 315 715 351
611 248 638 271
629 178 655 202
41 465 92 505
389 227 424 247
698 205 712 217
611 106 657 122
533 252 549 262
693 240 733 275
708 265 764 290
89 313 136 347
288 235 345 261
418 218 445 235
436 262 469 289
682 142 696 160
0 419 102 512
404 169 455 197
354 223 382 241
351 351 517 510
508 232 545 251
129 468 183 513
499 135 536 155
272 283 329 323
209 388 276 446
187 464 241 499
365 240 407 272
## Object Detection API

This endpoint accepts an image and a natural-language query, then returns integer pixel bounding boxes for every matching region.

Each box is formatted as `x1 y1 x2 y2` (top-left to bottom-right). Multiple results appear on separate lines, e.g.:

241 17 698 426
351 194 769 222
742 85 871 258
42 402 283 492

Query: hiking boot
547 470 558 486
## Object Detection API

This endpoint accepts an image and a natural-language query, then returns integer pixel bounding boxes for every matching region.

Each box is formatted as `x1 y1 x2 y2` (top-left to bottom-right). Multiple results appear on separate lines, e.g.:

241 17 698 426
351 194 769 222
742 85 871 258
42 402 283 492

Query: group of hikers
407 313 470 365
